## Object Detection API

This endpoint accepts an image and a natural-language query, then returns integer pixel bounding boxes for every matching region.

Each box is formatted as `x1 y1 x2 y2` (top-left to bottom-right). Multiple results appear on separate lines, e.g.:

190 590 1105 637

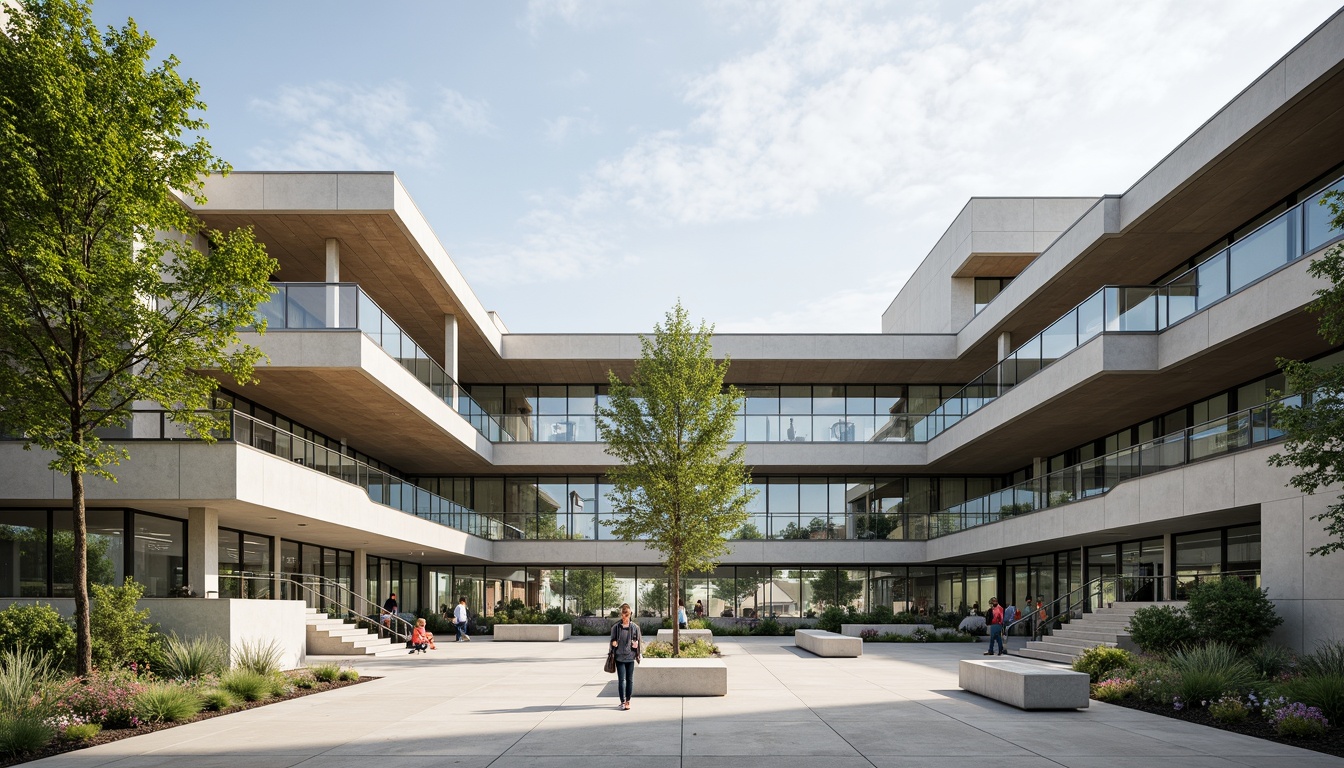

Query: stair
303 608 405 657
1016 601 1186 665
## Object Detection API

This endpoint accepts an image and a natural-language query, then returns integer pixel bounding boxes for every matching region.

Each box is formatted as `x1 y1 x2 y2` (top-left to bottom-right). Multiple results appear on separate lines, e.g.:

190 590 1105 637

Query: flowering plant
1090 677 1136 703
859 629 878 640
48 669 147 729
1272 702 1329 738
1208 695 1249 723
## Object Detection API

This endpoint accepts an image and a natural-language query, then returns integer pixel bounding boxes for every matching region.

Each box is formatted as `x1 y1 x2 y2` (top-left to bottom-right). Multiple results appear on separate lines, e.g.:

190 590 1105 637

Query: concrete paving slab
22 637 1344 768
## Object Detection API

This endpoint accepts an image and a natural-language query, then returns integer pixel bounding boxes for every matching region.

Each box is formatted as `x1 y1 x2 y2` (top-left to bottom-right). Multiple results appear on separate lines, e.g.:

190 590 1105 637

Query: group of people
981 596 1048 655
674 598 706 628
381 593 472 654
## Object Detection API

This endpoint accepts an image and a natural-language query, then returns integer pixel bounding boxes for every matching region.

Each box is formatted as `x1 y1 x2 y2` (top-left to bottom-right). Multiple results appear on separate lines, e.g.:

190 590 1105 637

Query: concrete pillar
444 314 459 405
352 548 368 606
187 507 219 598
997 331 1013 361
324 238 340 327
270 536 284 601
1162 532 1176 601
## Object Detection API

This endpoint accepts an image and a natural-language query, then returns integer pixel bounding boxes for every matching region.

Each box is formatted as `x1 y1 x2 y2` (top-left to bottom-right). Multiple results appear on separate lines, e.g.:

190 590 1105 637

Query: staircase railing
229 570 416 644
1003 569 1261 643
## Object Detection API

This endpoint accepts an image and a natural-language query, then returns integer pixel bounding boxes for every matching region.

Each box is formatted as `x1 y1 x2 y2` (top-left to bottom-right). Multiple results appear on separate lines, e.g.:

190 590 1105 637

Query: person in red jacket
984 597 1005 656
409 617 435 653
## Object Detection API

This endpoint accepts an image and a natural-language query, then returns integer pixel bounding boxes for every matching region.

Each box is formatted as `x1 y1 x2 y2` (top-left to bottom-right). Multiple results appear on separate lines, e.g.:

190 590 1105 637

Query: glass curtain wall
0 509 184 598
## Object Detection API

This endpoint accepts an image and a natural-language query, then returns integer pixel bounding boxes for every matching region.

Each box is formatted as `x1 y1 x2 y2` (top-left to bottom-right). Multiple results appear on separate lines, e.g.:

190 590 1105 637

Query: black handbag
604 649 617 674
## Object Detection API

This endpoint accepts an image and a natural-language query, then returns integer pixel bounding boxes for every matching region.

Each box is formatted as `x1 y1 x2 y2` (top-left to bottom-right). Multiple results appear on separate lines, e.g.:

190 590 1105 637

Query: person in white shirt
453 597 471 642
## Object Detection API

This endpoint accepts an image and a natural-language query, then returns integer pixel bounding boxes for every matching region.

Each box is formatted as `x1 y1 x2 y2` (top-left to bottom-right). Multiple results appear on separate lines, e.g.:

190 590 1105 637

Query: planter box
840 623 935 637
959 659 1089 710
655 629 713 642
492 624 571 642
795 629 861 657
636 658 727 696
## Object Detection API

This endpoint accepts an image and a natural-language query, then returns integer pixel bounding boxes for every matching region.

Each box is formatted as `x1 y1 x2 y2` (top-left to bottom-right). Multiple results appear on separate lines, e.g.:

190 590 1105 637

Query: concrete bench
655 629 713 643
795 629 862 657
637 658 727 696
840 623 935 637
492 624 571 642
958 659 1089 710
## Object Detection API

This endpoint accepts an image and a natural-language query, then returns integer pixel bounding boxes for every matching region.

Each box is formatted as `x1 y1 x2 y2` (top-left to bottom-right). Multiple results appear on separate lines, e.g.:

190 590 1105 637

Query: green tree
559 569 617 616
711 573 765 615
0 0 276 675
731 522 763 540
808 569 863 609
596 303 756 654
1272 190 1344 555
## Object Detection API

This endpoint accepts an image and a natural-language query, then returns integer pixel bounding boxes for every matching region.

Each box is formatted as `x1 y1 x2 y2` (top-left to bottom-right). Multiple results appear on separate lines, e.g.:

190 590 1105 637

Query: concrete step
1051 629 1128 643
1015 648 1078 664
1028 637 1116 652
305 619 353 631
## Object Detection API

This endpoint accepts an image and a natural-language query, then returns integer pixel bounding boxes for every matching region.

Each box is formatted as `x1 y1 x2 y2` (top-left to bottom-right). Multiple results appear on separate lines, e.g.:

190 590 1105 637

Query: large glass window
974 277 1013 314
52 510 123 597
0 511 47 597
131 514 183 598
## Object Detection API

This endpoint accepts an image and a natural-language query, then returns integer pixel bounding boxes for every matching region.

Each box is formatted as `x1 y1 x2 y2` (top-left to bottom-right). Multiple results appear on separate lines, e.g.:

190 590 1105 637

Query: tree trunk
671 563 680 657
71 468 92 676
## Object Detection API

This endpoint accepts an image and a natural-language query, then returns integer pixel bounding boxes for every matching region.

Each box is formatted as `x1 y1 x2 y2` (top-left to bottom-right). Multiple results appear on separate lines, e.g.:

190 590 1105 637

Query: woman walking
610 603 642 710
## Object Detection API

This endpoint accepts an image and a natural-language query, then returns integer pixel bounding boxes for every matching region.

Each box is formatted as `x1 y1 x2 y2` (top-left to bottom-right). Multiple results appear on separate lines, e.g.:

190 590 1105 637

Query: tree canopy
1271 190 1344 556
596 302 755 652
0 0 276 674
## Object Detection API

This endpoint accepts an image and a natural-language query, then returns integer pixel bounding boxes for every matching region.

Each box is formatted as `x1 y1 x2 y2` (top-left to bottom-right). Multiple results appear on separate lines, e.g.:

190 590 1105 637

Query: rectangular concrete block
795 629 862 657
655 629 714 643
636 658 727 696
492 624 571 642
958 659 1089 710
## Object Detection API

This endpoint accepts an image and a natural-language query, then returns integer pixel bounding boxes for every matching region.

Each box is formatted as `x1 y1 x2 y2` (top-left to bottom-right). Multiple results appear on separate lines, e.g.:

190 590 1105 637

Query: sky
93 0 1342 334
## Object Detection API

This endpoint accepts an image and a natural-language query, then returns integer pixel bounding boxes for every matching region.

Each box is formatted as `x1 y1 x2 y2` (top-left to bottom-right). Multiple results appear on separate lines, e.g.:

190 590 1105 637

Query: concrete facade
3 10 1344 657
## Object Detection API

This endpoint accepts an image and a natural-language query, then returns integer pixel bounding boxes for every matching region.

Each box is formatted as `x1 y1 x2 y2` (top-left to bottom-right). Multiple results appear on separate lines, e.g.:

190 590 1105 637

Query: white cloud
544 111 602 144
247 83 491 171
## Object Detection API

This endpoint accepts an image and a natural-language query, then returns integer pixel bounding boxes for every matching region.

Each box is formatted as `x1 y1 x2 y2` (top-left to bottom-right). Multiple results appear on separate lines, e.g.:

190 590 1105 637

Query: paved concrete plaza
27 636 1344 768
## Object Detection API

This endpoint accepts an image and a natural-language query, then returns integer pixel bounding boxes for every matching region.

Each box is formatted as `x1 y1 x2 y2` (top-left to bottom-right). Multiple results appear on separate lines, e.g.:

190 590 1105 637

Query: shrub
816 605 845 634
1091 677 1136 702
310 663 342 683
1128 656 1176 703
1275 675 1344 725
132 683 202 723
1185 578 1282 654
0 604 75 668
294 674 315 690
220 670 271 702
1299 639 1344 677
160 635 228 680
1273 702 1329 738
266 672 293 698
49 669 145 728
198 689 236 711
1208 694 1250 723
1245 643 1296 679
90 579 163 671
0 714 54 757
233 639 283 675
1072 646 1133 683
0 646 60 715
1168 642 1258 704
643 638 718 659
755 618 787 636
687 618 712 630
1127 605 1196 656
337 668 359 682
62 722 101 741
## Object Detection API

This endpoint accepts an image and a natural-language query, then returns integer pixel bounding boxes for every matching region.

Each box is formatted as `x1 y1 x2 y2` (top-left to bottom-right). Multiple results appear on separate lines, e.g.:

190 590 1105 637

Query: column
352 548 368 607
271 536 284 601
444 314 459 406
325 238 340 327
996 331 1013 392
187 507 219 598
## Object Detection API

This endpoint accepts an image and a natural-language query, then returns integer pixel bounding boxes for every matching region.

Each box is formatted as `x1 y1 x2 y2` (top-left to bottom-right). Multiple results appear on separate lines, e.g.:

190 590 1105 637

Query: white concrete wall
0 597 308 670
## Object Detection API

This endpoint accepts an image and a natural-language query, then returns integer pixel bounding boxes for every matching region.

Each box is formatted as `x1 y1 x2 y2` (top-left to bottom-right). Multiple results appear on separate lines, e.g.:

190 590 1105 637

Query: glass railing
923 176 1344 441
485 410 938 443
230 411 520 540
928 391 1303 538
252 283 515 442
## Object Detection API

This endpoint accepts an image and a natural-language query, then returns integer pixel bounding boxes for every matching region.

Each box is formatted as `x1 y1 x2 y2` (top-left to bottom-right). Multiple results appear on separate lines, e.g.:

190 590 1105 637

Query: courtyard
20 637 1344 768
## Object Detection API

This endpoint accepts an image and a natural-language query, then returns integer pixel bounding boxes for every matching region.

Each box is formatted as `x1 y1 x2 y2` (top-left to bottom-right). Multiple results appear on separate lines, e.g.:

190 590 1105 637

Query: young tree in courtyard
1271 191 1344 555
597 303 756 654
0 0 276 675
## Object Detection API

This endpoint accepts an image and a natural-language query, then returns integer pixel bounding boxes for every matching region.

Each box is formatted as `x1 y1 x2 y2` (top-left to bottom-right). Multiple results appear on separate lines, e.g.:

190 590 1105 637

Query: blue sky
94 1 1341 334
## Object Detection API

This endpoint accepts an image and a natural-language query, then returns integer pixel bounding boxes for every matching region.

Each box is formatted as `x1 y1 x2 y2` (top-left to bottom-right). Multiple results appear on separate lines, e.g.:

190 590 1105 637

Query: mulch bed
1 676 376 767
1112 696 1344 758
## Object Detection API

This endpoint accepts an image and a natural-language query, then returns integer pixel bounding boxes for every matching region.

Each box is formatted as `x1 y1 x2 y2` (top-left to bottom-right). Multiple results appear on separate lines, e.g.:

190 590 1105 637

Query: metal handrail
228 570 417 643
1002 569 1261 642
